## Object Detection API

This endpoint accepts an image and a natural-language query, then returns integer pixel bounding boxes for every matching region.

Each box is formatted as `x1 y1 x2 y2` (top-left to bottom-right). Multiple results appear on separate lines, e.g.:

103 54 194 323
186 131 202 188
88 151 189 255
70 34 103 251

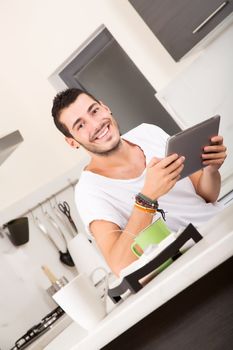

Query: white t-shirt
75 123 223 236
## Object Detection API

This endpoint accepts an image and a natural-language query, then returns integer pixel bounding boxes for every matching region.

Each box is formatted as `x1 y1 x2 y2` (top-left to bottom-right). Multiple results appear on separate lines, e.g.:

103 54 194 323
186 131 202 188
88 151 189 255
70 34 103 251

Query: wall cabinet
129 0 233 60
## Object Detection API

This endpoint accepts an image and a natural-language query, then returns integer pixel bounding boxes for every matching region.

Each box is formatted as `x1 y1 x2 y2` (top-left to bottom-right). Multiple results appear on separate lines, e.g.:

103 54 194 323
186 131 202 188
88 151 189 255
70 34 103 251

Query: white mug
53 267 108 330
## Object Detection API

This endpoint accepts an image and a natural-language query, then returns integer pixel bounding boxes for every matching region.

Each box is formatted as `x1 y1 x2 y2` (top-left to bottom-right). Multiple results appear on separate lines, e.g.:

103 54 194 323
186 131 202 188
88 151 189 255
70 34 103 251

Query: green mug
131 218 171 257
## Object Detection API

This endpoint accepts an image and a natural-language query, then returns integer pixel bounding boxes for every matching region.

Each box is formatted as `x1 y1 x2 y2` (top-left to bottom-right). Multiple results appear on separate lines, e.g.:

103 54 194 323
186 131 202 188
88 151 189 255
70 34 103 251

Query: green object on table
131 218 171 257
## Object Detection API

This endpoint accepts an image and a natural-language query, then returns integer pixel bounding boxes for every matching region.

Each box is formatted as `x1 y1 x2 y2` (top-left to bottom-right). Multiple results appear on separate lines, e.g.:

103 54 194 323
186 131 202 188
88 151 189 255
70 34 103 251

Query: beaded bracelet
135 193 166 220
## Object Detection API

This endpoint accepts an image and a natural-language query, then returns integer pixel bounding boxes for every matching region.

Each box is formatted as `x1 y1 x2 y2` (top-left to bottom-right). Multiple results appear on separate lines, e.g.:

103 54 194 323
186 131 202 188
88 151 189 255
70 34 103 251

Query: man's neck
85 139 146 179
87 139 131 168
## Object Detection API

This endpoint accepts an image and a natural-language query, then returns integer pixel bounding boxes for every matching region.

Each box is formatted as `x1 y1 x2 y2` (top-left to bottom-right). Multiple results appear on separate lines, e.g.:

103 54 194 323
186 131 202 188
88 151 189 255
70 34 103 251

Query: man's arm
189 135 227 202
90 154 185 276
90 210 153 276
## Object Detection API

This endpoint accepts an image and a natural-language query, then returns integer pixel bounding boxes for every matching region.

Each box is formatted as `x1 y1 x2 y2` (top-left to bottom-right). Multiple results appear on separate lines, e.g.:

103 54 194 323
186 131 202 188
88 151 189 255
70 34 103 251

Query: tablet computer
165 115 220 179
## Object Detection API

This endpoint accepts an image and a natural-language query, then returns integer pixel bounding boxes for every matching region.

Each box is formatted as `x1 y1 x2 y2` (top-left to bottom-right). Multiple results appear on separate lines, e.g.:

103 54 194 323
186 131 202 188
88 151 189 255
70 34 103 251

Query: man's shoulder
75 170 107 197
123 123 168 140
75 171 95 193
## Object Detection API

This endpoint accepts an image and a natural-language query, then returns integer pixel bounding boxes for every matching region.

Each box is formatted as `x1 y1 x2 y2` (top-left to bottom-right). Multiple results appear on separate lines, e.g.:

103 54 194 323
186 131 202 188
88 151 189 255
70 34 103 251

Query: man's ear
65 137 80 149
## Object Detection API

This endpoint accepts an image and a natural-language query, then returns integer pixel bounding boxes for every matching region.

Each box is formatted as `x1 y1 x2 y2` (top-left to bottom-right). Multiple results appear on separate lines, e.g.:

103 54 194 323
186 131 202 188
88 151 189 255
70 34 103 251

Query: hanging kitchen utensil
43 208 69 245
57 201 78 233
49 199 76 238
41 206 75 267
32 213 75 267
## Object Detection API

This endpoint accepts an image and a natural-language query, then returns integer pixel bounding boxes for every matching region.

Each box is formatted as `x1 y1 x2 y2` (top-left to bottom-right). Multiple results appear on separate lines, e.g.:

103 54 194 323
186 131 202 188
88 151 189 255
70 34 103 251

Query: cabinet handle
192 1 229 34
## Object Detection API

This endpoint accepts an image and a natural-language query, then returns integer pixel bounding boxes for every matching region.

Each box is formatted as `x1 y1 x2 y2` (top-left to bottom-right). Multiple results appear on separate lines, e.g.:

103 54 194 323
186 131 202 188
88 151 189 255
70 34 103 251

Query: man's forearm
196 168 221 202
109 207 154 275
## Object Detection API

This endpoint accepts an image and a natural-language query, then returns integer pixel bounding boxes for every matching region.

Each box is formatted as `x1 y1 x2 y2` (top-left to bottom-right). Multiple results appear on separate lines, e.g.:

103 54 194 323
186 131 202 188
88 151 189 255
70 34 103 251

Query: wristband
135 193 159 209
134 203 156 214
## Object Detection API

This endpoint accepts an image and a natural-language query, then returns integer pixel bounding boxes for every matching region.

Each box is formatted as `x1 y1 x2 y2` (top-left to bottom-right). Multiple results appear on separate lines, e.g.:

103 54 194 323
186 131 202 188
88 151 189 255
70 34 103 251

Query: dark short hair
51 88 98 137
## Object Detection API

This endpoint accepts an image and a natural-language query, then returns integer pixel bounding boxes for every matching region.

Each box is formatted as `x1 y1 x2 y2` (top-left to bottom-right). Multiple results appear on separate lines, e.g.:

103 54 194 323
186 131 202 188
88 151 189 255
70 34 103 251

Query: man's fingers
202 151 227 160
163 153 180 167
169 163 184 180
167 156 185 173
147 157 161 167
148 154 185 169
210 135 223 144
203 144 226 153
203 158 225 166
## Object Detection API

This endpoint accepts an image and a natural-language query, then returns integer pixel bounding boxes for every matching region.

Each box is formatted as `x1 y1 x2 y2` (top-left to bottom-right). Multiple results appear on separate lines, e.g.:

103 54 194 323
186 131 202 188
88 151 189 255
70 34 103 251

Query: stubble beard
94 138 122 156
81 136 122 156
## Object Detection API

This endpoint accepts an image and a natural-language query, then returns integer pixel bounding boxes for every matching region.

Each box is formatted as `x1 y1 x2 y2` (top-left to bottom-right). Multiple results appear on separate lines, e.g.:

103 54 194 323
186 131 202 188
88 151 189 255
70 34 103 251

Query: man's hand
202 135 227 173
190 135 227 203
141 154 185 200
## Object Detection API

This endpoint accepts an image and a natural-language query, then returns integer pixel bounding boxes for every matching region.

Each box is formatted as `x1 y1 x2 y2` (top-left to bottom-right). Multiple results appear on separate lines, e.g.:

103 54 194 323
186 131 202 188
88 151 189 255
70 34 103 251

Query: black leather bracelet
138 192 158 203
135 193 159 209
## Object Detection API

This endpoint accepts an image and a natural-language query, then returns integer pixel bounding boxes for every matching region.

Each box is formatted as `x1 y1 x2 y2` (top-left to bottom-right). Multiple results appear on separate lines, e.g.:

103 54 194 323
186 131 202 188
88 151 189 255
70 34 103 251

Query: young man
52 88 227 276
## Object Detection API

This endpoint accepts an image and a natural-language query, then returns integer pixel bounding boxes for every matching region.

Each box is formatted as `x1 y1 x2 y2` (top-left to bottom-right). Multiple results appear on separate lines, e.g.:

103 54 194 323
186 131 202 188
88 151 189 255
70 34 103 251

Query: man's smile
95 125 109 139
91 122 112 142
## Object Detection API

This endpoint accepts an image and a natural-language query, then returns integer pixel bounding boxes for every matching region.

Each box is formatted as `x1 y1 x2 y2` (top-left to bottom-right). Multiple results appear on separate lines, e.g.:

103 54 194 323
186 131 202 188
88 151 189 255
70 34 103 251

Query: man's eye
77 123 84 130
92 107 99 114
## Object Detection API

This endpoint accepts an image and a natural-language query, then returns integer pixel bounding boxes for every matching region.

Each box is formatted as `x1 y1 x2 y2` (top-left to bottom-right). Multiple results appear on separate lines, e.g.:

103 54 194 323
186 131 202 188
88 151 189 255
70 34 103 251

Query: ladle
32 213 74 267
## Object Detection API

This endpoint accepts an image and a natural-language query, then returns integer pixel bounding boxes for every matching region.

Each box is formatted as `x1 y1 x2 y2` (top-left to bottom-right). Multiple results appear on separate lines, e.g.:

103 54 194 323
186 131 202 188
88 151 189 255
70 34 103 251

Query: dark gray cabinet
129 0 233 60
103 257 233 350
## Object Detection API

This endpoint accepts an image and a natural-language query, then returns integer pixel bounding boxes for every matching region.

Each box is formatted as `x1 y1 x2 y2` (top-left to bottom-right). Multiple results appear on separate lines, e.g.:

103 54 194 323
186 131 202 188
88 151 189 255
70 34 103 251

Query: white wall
0 0 207 222
0 0 233 348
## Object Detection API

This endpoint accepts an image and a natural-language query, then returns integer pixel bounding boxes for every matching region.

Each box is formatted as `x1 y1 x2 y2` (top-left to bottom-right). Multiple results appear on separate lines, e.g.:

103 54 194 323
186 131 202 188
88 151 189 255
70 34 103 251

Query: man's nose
88 116 101 129
87 116 104 136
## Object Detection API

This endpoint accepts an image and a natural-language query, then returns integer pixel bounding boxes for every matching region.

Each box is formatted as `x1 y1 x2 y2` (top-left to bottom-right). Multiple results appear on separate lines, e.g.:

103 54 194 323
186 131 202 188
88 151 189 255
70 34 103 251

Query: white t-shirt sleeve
142 123 170 147
124 123 170 158
75 183 125 236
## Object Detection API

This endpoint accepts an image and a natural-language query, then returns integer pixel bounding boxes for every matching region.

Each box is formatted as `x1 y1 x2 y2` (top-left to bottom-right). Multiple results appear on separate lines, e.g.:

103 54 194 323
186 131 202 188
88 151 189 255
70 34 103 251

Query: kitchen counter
45 203 233 350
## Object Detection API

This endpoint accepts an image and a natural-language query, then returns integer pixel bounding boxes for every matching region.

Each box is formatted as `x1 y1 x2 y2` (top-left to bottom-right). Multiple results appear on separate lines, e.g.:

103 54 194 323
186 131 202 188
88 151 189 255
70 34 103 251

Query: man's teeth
96 126 109 139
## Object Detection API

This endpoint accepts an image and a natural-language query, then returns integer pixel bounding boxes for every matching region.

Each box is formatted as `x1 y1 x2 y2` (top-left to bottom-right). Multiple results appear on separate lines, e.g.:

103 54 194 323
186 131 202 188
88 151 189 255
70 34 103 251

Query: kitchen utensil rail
10 179 77 222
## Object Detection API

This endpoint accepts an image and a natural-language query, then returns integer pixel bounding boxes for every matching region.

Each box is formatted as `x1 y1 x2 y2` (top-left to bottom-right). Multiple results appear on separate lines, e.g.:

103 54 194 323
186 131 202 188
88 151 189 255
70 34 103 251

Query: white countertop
45 203 233 350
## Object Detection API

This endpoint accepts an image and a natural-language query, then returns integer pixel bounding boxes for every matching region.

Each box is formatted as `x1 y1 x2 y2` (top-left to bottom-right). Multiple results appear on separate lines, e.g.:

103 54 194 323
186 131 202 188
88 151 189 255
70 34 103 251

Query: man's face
60 93 121 155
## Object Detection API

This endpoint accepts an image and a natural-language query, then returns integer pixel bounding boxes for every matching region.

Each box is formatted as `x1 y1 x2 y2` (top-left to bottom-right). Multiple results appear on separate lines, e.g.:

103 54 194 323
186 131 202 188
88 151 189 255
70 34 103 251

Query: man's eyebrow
72 117 81 130
87 102 98 113
72 102 98 130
